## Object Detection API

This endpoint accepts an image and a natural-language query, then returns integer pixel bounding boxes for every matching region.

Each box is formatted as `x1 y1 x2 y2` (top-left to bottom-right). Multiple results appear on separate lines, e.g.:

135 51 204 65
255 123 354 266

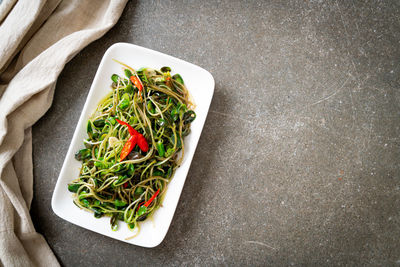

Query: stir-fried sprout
68 62 195 238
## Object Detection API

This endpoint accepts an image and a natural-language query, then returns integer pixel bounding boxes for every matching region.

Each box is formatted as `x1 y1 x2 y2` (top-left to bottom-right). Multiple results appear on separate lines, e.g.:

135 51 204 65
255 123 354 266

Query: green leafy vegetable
172 74 184 84
75 149 91 161
68 63 196 236
111 74 119 83
160 66 171 73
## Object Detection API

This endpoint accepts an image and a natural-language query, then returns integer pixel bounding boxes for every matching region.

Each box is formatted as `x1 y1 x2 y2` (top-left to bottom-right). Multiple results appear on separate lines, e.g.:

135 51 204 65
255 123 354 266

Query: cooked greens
68 61 195 239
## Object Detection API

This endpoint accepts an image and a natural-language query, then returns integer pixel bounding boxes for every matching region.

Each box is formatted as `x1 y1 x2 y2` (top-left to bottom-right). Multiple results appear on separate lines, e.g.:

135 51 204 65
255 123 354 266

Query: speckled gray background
31 0 400 266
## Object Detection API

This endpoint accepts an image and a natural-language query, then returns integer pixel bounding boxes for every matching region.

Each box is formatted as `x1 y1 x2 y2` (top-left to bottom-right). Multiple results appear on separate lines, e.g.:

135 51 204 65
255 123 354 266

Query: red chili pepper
130 76 143 99
123 182 128 188
144 189 160 207
120 135 137 161
136 134 149 152
116 119 149 155
136 189 160 215
116 119 139 136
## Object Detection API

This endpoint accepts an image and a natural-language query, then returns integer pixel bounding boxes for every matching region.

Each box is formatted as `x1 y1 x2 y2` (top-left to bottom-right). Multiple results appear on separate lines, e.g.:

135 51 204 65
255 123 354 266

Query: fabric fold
0 0 128 266
0 0 47 71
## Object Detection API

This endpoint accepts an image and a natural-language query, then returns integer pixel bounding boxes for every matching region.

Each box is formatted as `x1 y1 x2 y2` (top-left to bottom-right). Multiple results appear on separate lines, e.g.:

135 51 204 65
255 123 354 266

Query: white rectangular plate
51 43 214 247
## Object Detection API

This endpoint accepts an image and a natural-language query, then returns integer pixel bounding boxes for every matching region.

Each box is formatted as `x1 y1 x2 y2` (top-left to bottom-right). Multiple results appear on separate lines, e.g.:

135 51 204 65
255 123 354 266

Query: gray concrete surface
31 1 400 266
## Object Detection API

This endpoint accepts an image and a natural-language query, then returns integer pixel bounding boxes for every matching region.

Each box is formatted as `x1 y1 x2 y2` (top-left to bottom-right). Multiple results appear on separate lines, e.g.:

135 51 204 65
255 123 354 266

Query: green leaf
147 101 155 113
127 164 135 176
114 199 127 207
94 161 103 168
124 69 133 78
118 99 130 110
122 93 130 101
167 166 173 178
171 108 179 121
156 141 165 157
107 117 116 125
92 207 103 218
74 149 91 161
160 66 171 73
94 211 103 218
125 83 134 94
137 206 147 217
93 119 105 128
183 110 196 124
111 74 119 83
165 147 175 157
81 198 90 207
172 74 184 84
68 183 80 193
87 120 92 134
172 133 182 148
110 214 118 231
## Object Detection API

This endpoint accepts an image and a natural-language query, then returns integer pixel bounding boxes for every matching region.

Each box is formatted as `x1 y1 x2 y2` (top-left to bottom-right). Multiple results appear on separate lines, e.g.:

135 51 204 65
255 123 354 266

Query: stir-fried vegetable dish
68 61 195 238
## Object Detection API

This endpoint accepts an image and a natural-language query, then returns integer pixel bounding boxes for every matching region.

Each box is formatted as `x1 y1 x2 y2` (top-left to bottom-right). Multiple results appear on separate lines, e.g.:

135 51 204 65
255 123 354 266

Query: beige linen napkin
0 0 128 266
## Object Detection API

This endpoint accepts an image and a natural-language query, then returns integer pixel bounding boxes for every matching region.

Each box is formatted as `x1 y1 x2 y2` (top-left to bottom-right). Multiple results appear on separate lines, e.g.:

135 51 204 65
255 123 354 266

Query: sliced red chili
130 76 143 91
120 135 137 161
116 119 148 153
136 135 149 152
130 76 143 100
116 119 138 136
144 189 160 208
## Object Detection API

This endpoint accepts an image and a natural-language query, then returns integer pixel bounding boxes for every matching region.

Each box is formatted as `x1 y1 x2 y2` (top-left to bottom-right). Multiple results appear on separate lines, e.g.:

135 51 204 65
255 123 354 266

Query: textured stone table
31 1 400 266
